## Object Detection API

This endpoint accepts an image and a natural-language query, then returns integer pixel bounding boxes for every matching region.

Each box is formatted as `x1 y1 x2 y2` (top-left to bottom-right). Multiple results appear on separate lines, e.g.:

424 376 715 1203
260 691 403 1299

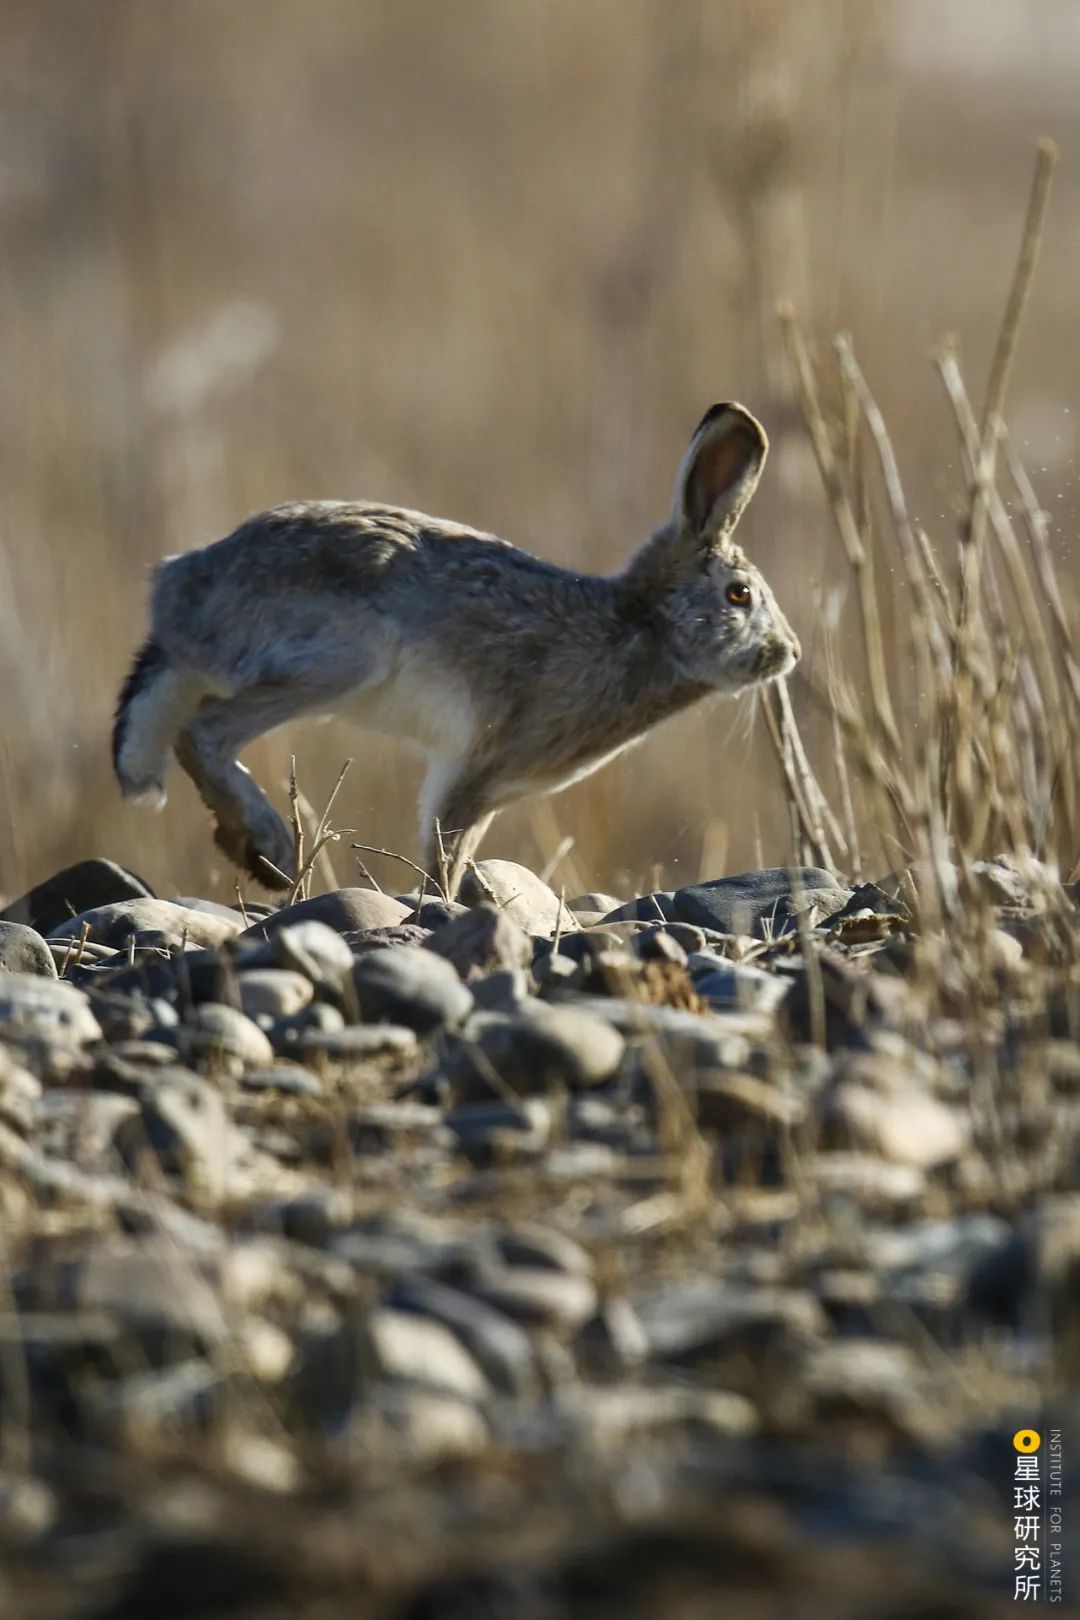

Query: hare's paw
213 807 296 891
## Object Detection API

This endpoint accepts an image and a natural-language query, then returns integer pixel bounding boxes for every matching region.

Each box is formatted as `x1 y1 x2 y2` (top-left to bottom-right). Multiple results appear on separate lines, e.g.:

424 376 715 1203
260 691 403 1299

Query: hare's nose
789 630 802 663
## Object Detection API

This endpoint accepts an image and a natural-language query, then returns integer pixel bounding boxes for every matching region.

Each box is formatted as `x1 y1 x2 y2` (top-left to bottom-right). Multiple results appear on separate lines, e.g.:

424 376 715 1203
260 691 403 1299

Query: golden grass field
1 0 1077 905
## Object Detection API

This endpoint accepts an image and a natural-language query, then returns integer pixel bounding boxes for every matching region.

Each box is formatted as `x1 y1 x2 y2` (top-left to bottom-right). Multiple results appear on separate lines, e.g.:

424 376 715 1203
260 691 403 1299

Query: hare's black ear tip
692 402 763 440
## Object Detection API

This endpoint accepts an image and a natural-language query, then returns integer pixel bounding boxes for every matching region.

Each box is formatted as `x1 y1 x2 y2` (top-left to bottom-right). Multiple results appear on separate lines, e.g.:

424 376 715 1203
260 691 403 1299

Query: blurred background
0 0 1077 904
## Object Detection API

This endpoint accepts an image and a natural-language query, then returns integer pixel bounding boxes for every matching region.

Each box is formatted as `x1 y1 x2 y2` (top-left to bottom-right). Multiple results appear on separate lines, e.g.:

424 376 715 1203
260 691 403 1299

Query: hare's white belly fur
341 644 478 761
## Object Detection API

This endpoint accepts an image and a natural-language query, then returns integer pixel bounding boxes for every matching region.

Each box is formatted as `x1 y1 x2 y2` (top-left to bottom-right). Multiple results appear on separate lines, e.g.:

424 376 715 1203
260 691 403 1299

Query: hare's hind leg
177 676 364 889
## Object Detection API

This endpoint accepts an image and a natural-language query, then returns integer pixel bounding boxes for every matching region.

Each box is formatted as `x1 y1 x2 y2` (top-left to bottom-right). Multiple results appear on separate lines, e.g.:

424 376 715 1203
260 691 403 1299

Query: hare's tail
112 638 199 809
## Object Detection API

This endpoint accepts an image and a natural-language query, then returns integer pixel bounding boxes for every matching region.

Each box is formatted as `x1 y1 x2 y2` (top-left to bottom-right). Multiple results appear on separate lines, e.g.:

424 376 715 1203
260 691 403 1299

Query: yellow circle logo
1014 1429 1041 1453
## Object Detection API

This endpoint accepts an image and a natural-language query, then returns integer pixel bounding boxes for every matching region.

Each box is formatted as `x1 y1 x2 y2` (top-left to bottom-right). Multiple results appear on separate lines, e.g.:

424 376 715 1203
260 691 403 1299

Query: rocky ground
0 852 1076 1619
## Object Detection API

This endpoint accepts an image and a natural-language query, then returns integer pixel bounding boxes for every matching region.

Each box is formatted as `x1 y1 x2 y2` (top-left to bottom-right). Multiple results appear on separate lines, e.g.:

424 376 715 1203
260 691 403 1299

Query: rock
49 899 241 952
471 968 531 1012
822 1053 969 1169
113 1074 232 1196
234 969 313 1022
0 974 102 1047
56 1241 232 1355
241 888 409 940
86 992 176 1044
810 1153 927 1210
573 1385 756 1443
796 1338 932 1442
634 1280 827 1370
601 892 678 924
282 1024 418 1063
445 1004 624 1099
367 1308 489 1399
692 1073 805 1132
239 1064 322 1097
492 1225 592 1276
1 858 154 935
689 953 791 1014
171 1003 275 1072
466 1267 598 1331
346 923 432 955
824 881 912 929
0 921 57 979
459 860 565 937
0 1050 41 1138
408 899 469 929
569 892 624 916
568 997 752 1072
384 1277 537 1395
351 946 473 1033
171 896 250 924
445 1098 552 1162
632 927 690 966
264 920 355 989
347 1386 488 1463
673 867 851 937
424 903 532 981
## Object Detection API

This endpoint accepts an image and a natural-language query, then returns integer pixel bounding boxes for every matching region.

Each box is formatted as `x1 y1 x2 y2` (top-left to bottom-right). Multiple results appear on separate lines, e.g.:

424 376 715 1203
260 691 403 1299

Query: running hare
113 403 799 895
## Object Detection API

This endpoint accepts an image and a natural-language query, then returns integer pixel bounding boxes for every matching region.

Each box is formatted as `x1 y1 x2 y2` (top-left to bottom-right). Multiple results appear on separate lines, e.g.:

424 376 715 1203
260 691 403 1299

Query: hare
113 402 799 896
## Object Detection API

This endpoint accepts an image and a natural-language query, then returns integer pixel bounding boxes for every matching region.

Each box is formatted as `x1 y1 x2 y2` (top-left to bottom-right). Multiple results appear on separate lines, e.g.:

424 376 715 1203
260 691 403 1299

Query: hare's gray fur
113 403 799 894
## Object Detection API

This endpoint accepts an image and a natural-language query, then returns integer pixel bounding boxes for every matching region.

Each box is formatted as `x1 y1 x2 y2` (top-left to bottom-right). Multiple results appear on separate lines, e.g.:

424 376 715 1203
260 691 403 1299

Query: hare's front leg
420 757 498 900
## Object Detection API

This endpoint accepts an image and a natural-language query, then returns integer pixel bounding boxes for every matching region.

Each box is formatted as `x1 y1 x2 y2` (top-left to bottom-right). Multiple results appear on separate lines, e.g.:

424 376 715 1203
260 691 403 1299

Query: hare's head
653 403 800 692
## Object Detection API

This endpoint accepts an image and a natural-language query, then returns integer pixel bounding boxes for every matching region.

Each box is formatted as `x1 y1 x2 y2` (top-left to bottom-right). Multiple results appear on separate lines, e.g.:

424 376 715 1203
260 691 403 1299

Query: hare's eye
725 581 752 608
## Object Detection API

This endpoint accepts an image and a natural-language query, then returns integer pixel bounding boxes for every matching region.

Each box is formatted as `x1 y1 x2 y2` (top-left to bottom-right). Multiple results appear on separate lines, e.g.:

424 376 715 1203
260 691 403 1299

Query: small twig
352 842 444 899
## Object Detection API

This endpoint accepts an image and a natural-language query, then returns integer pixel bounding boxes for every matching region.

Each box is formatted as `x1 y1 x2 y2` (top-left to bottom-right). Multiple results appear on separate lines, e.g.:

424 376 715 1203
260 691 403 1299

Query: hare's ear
673 403 768 552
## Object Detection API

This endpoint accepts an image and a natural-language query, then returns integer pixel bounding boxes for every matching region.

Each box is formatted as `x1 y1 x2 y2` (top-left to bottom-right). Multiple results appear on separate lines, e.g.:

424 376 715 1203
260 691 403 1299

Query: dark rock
409 899 469 929
0 921 57 979
1 859 154 935
351 945 473 1033
601 892 678 924
673 867 851 937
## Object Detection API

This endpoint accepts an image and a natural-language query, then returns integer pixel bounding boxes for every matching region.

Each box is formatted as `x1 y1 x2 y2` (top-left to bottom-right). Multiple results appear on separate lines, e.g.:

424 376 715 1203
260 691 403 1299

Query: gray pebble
459 860 566 938
241 887 409 940
424 902 532 980
113 1074 232 1197
49 898 241 951
351 945 473 1033
367 1307 490 1399
0 974 102 1047
235 968 313 1022
0 921 57 979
